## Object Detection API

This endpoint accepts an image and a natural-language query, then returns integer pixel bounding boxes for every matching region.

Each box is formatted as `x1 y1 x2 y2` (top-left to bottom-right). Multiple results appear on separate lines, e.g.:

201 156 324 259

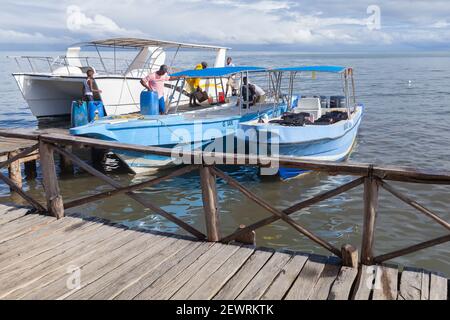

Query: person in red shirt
140 65 181 114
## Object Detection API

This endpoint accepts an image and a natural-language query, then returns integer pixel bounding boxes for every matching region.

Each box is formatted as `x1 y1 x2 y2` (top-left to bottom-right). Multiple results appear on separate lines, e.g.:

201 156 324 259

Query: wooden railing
0 129 449 268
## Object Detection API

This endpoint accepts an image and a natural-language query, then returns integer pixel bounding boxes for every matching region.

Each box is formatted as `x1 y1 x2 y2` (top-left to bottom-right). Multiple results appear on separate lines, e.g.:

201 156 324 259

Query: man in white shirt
226 57 237 96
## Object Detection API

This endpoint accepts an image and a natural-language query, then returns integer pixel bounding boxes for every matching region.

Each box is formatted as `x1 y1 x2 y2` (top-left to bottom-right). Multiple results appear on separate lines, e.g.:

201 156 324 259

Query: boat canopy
73 37 229 50
171 66 266 78
273 66 347 73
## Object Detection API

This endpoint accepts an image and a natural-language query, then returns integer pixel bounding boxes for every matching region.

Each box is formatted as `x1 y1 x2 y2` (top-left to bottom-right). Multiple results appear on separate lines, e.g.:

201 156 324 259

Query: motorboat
70 66 287 173
10 37 229 118
238 66 364 180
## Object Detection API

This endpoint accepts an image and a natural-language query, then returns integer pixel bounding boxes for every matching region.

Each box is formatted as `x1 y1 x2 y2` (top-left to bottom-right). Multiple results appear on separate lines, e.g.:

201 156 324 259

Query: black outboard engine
329 96 346 108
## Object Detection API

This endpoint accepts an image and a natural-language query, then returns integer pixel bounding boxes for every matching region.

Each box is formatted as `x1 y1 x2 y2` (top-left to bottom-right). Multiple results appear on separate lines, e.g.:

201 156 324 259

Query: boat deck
0 204 447 300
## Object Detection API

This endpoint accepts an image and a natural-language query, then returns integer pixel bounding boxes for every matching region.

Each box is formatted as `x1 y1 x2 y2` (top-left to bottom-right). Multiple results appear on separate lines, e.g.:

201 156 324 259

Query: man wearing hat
140 65 181 114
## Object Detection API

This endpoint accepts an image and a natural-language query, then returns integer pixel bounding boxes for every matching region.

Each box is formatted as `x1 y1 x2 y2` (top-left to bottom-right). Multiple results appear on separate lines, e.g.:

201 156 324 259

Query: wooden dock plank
328 267 358 300
170 244 242 300
18 230 159 300
0 216 104 272
308 263 341 300
188 246 255 300
284 256 327 300
352 264 376 300
372 265 399 300
0 214 55 244
114 242 206 300
398 267 423 300
0 224 124 298
4 229 142 299
261 254 308 300
0 215 87 255
421 271 430 300
429 272 448 300
84 239 193 300
213 250 274 300
237 251 292 300
135 243 227 300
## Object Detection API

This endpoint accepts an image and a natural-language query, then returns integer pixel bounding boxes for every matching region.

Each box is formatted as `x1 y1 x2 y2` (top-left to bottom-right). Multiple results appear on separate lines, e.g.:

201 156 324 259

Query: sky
1 0 450 51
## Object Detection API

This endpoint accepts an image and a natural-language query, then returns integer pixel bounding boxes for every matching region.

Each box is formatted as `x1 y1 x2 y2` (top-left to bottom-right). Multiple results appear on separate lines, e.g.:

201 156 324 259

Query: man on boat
187 62 208 107
140 65 181 114
226 57 237 96
83 68 102 102
240 77 266 108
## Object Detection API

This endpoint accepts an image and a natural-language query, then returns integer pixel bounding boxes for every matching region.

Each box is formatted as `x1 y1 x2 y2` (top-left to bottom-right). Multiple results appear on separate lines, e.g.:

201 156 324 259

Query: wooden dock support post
24 160 37 180
39 141 64 219
8 151 22 191
361 174 379 265
234 224 256 246
200 165 221 242
59 145 73 175
341 244 358 268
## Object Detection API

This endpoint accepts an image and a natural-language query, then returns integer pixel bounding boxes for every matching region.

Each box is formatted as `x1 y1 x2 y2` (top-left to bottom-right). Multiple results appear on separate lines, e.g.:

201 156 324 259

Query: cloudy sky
1 0 450 51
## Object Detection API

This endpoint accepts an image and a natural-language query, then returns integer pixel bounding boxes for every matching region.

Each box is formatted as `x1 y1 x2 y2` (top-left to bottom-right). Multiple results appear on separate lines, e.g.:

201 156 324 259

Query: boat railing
8 55 137 76
0 129 448 269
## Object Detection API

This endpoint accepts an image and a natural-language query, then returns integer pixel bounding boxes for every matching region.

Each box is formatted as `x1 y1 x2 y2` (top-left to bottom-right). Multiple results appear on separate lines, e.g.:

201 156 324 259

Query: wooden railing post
39 141 64 219
8 151 22 191
200 165 221 242
361 172 379 265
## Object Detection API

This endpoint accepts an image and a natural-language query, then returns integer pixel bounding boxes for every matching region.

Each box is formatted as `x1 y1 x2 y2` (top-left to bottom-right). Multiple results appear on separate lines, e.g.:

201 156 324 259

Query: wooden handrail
1 130 449 266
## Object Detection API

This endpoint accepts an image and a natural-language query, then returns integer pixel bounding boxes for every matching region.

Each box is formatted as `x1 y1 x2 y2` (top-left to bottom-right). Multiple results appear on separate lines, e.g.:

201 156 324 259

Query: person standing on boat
140 65 180 114
83 69 102 102
187 62 208 107
226 57 238 96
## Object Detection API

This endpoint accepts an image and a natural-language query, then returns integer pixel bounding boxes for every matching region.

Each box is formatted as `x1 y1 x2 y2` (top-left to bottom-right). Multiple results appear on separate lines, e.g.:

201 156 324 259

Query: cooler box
71 101 88 127
87 101 105 121
140 91 159 115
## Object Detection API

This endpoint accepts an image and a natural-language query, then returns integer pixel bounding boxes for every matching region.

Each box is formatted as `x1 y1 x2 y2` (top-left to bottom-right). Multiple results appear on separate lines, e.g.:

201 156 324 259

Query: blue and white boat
238 66 364 180
70 66 287 173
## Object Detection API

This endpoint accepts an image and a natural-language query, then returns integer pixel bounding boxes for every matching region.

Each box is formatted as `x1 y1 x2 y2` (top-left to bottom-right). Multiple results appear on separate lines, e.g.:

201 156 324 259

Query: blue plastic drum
88 101 106 121
140 91 159 115
71 101 88 127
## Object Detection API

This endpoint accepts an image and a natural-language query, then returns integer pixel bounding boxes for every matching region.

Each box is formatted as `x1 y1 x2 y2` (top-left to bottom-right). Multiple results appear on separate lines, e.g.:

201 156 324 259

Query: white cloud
0 29 62 44
431 20 450 29
66 5 143 37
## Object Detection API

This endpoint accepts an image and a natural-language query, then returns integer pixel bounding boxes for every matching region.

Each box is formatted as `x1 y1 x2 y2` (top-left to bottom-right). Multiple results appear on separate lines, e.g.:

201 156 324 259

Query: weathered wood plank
73 238 191 300
285 256 327 300
429 272 448 300
213 249 274 300
361 176 379 264
398 267 423 300
237 252 292 300
18 230 160 300
5 229 142 299
328 267 358 300
114 242 207 300
352 264 376 300
0 224 125 298
135 243 227 300
261 254 308 300
0 214 54 244
309 263 341 300
170 244 242 300
0 217 104 272
372 265 399 300
188 246 254 300
200 166 220 242
421 271 430 300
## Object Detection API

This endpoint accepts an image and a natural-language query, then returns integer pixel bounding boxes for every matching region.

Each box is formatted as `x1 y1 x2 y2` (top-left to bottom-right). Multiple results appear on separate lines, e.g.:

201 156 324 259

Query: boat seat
293 97 322 120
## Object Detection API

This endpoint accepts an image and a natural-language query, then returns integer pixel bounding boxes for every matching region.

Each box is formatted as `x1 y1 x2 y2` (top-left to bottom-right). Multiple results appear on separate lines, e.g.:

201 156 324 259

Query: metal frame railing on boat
0 129 449 268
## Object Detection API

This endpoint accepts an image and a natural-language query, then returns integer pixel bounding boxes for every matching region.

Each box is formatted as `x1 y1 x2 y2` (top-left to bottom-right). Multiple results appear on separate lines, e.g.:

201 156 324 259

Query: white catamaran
10 38 229 118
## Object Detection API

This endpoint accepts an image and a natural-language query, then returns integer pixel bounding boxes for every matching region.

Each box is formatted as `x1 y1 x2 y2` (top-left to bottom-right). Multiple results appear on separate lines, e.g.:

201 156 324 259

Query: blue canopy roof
273 66 346 73
171 66 265 78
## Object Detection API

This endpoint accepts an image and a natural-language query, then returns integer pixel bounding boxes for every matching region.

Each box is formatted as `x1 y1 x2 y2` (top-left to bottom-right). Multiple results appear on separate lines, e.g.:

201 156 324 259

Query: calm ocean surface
1 51 449 275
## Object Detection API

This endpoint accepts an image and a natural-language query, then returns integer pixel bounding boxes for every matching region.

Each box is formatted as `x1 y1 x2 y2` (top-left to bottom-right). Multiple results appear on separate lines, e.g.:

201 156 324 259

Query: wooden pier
0 129 449 300
0 203 447 300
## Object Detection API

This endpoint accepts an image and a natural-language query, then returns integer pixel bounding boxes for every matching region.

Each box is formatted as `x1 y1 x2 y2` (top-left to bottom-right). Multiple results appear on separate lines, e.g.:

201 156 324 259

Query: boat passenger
252 83 266 104
240 77 255 108
187 62 208 107
226 57 237 96
83 69 102 102
140 65 181 114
